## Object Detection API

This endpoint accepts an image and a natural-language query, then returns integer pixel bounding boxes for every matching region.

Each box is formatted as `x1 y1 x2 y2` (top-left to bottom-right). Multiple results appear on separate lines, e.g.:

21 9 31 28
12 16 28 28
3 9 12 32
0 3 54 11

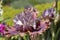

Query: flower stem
52 32 55 40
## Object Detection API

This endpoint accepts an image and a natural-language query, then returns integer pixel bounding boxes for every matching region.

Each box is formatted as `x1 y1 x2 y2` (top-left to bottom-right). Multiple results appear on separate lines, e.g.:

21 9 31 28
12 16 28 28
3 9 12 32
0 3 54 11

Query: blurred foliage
2 0 16 5
2 0 54 6
10 0 54 9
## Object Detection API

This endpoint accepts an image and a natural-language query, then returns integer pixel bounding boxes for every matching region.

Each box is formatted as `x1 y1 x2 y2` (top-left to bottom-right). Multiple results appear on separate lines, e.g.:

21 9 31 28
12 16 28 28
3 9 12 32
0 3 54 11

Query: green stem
50 21 55 40
55 28 60 40
52 32 55 40
42 34 45 40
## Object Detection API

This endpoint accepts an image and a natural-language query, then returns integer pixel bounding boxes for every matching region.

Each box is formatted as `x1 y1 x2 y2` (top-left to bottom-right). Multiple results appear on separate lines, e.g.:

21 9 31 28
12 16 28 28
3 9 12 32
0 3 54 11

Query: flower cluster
0 6 56 37
13 7 55 36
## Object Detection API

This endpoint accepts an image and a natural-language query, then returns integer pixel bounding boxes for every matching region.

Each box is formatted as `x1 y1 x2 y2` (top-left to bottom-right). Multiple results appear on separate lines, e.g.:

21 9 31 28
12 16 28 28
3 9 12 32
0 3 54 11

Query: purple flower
42 8 55 18
42 9 49 17
0 24 5 36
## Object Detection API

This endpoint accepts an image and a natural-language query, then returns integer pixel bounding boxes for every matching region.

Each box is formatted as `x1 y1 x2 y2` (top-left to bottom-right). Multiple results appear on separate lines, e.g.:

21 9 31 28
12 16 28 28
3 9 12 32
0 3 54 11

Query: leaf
55 28 60 40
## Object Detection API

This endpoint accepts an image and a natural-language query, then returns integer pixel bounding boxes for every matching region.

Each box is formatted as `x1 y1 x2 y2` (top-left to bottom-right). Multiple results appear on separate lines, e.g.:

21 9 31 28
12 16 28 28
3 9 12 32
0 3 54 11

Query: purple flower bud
42 8 55 18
